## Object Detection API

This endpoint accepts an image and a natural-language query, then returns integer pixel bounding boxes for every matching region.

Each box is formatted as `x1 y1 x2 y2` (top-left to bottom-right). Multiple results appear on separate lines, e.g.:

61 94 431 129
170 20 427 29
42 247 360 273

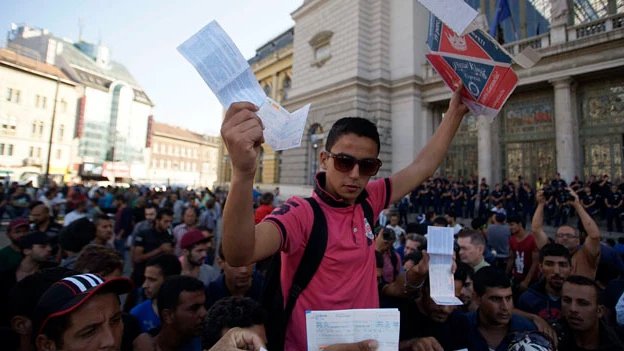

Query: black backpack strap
283 197 328 323
361 199 375 229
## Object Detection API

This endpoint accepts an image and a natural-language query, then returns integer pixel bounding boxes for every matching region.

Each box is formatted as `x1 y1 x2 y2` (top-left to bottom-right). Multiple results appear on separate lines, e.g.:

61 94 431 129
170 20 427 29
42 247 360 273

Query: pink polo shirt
264 173 392 350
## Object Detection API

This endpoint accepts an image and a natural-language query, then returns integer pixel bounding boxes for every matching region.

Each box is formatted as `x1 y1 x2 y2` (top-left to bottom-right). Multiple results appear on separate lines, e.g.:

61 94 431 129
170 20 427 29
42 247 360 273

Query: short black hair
59 218 96 253
564 275 602 304
507 214 523 227
471 217 488 230
325 117 380 154
539 243 571 264
145 203 159 211
93 213 112 226
433 216 449 227
29 201 46 211
473 266 511 296
156 208 174 220
157 275 205 316
454 262 473 284
146 254 182 278
202 296 269 349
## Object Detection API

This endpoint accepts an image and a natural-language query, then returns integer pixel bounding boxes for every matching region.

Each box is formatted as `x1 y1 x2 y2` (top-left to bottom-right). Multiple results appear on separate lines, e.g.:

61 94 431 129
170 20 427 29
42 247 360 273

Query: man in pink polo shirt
220 86 468 350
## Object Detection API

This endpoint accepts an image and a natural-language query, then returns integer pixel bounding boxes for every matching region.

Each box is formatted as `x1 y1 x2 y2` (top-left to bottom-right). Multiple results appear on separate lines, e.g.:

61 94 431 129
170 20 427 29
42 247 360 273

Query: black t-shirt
131 228 174 284
451 188 462 200
480 189 489 200
552 179 567 189
467 188 477 201
399 299 471 350
121 312 141 351
491 190 503 201
582 193 596 207
607 192 623 207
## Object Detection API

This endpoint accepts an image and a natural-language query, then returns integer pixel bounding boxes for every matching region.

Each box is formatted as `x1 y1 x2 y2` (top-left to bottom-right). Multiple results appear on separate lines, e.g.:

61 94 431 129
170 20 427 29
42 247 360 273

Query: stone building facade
148 122 220 188
277 0 624 196
0 48 80 184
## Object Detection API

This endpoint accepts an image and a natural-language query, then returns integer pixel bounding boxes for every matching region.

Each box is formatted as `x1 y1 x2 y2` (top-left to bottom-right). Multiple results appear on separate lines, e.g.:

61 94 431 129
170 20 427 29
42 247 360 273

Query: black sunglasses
324 151 382 176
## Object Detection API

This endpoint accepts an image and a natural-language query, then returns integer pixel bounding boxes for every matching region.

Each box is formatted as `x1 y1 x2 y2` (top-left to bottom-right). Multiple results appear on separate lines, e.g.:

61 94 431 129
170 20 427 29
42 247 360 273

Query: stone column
551 77 578 182
477 116 492 185
491 114 502 183
271 74 279 101
390 86 423 173
421 103 433 148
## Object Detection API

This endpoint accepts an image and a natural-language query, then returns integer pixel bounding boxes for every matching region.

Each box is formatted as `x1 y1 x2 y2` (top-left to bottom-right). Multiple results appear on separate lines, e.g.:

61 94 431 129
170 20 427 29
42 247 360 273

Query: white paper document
177 21 310 150
416 0 478 35
427 226 463 305
306 309 400 351
257 97 311 150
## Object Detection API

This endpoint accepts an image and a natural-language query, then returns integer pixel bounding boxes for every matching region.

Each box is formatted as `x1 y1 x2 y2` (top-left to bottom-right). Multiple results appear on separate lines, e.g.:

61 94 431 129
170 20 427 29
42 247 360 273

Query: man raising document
220 86 469 350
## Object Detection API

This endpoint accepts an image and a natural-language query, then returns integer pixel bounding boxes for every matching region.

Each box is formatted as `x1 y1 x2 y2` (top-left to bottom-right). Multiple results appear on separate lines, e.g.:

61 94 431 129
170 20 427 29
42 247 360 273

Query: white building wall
0 64 79 179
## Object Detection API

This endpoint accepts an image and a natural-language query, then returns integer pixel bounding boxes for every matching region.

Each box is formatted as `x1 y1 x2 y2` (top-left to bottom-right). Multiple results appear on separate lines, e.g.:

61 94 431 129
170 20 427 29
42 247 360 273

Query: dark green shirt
0 246 22 271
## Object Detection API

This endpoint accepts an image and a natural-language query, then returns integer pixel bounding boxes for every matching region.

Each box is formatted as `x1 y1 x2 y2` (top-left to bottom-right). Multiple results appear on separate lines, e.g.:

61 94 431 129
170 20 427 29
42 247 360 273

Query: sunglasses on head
324 151 382 176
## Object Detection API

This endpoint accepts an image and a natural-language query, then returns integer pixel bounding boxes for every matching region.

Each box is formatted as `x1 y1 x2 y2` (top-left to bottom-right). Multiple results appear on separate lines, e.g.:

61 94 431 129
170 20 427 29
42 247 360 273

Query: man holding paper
220 82 467 348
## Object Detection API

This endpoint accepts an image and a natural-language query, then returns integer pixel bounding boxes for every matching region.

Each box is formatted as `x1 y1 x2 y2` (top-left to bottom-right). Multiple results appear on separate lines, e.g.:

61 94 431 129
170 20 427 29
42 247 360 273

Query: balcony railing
422 12 624 81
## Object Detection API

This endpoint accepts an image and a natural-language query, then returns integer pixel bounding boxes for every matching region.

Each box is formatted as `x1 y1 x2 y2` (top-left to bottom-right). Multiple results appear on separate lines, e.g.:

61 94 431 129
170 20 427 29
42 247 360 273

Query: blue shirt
467 310 536 351
130 299 160 333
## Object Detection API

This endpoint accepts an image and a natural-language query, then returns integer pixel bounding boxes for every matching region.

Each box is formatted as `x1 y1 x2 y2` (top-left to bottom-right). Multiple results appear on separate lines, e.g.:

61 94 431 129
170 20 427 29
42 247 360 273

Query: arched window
307 124 324 185
281 76 291 102
263 84 272 98
256 147 264 183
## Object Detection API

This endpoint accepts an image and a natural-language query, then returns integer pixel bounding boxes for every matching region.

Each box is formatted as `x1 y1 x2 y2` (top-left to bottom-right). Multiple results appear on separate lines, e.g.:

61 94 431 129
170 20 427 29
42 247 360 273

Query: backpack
261 196 375 350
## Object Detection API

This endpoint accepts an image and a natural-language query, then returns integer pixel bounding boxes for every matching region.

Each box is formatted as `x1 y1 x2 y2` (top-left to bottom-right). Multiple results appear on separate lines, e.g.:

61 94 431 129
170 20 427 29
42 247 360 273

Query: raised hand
221 102 265 178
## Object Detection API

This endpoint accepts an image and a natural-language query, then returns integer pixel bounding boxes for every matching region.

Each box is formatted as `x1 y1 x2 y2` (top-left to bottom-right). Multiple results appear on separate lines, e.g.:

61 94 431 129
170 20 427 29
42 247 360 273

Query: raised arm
532 189 549 249
389 86 468 204
220 102 281 266
567 187 600 256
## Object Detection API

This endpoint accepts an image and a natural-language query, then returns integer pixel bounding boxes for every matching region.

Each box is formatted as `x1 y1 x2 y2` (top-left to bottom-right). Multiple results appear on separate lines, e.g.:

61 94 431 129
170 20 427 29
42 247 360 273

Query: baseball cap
180 229 210 250
33 273 133 337
8 218 29 232
18 231 51 250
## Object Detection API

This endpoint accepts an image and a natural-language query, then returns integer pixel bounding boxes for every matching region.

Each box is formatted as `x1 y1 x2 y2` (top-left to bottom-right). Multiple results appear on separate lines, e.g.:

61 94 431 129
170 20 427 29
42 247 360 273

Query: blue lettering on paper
442 56 495 100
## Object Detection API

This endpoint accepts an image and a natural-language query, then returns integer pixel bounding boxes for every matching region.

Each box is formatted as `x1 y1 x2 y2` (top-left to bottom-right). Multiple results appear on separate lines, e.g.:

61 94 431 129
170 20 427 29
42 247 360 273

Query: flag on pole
489 0 512 37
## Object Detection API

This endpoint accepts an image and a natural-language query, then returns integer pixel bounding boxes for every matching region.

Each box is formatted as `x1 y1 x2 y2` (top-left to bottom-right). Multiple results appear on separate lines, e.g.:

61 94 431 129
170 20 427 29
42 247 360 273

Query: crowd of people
0 86 623 350
401 172 624 233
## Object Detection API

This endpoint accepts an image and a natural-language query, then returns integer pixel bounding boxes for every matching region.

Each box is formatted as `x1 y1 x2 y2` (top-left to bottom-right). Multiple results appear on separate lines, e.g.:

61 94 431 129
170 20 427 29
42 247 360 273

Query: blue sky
1 0 302 135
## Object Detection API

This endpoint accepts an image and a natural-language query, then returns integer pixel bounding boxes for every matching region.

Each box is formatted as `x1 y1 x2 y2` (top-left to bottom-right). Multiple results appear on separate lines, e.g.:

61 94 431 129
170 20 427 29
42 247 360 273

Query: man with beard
91 214 114 247
0 232 53 327
180 229 219 286
533 187 601 279
517 244 571 324
134 276 207 351
398 267 472 350
130 254 181 333
131 208 175 287
0 219 29 271
557 276 624 350
28 201 62 259
205 244 264 310
467 267 536 351
130 204 158 246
